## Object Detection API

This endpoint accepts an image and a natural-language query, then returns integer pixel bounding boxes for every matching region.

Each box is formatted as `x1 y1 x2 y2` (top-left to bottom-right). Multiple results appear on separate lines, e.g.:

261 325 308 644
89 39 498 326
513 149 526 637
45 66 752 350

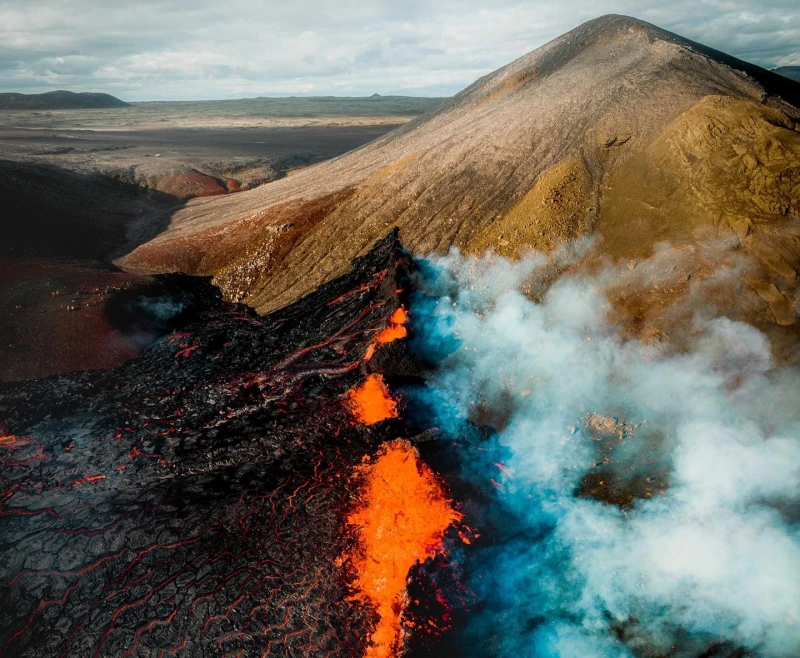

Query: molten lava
346 439 462 658
376 307 408 344
346 374 398 425
365 306 409 360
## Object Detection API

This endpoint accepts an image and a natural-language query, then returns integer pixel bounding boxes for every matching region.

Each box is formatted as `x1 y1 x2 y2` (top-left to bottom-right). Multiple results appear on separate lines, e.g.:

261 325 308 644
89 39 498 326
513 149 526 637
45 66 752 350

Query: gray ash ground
0 232 443 658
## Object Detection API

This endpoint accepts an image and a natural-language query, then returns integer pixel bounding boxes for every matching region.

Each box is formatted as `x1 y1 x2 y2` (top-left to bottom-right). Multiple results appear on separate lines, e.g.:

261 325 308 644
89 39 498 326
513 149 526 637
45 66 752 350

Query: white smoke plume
410 249 800 657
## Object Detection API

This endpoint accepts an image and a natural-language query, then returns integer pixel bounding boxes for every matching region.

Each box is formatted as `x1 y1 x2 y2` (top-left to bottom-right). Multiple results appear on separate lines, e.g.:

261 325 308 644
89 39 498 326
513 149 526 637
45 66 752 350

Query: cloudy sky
1 0 798 101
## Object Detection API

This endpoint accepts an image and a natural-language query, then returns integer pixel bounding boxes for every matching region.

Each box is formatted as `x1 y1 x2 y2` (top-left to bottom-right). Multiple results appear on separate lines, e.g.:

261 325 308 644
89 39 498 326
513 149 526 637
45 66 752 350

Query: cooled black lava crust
0 232 416 657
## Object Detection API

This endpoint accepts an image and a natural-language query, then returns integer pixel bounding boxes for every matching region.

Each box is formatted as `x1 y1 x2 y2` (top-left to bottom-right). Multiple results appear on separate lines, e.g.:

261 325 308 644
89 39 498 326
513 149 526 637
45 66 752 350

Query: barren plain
0 95 445 380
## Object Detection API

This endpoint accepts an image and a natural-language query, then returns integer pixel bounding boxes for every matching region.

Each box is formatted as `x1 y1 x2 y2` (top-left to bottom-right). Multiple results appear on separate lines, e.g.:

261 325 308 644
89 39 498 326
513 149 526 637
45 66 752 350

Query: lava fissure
0 232 448 657
344 439 463 658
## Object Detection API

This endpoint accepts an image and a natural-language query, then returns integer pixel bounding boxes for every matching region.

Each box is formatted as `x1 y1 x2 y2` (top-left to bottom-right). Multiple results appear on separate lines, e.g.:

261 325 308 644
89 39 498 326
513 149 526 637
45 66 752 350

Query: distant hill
773 66 800 82
0 90 129 110
239 95 446 117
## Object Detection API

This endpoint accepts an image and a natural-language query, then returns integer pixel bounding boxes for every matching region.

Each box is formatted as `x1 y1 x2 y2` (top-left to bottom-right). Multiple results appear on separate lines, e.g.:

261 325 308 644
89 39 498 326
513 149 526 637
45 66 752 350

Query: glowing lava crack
0 232 439 658
344 440 462 658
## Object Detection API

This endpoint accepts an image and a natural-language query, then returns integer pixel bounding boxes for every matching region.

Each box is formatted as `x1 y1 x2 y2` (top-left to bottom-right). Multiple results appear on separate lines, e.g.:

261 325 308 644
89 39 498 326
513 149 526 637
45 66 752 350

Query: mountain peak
121 16 800 341
565 13 666 34
567 14 800 105
455 13 800 112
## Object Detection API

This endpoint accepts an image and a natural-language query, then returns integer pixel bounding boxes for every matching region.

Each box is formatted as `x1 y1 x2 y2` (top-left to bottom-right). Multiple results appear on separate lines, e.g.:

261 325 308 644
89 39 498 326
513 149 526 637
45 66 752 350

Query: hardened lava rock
0 231 417 658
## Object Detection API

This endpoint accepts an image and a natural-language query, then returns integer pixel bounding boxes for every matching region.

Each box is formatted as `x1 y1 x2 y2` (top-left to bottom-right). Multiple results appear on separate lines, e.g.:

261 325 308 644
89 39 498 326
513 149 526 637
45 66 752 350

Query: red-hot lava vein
342 305 468 658
0 231 460 658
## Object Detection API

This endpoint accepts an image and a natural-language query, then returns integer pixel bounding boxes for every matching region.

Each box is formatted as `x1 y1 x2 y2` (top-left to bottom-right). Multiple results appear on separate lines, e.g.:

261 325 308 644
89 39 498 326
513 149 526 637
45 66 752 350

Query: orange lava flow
366 306 409 360
70 474 106 486
375 324 408 345
346 440 462 658
376 307 408 344
347 374 398 425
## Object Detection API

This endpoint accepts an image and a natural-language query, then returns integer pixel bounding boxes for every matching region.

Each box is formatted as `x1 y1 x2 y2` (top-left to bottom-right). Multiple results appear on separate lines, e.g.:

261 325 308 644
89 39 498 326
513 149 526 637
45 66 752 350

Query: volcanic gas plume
408 249 800 657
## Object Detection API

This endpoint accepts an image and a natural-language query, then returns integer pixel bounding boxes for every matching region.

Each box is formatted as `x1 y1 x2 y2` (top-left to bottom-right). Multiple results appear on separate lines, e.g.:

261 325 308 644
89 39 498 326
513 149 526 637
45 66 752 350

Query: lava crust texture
0 231 418 658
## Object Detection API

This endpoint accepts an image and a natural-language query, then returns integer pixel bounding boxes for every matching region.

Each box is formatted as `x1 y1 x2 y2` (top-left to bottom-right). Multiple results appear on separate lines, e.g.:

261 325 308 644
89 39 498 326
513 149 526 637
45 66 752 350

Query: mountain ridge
119 14 800 348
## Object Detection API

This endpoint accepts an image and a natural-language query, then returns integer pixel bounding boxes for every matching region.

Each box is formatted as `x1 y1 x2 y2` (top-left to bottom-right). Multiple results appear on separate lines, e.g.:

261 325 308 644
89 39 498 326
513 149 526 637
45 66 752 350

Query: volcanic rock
153 170 229 200
0 232 419 657
119 15 800 344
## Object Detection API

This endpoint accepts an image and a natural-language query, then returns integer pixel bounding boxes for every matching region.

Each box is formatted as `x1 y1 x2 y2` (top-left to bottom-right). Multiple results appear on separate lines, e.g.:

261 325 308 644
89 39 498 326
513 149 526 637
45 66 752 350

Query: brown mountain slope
119 15 800 341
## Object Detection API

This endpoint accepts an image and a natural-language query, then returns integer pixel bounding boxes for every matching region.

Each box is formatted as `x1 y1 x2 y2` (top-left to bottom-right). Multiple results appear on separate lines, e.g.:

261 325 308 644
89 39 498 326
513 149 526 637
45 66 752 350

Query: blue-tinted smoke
410 249 800 657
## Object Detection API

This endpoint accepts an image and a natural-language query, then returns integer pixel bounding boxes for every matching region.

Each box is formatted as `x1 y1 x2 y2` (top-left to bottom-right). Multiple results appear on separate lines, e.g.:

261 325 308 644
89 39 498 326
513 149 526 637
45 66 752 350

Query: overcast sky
1 0 798 101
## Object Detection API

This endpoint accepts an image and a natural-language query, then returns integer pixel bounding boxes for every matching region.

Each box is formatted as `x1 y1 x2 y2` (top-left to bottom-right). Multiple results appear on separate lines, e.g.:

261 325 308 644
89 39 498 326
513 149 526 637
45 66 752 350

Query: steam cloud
410 250 800 657
118 294 187 348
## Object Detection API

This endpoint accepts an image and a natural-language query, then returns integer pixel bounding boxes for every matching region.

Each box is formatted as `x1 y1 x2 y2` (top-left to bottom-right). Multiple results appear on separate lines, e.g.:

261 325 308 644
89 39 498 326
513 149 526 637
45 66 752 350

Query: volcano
4 13 800 658
120 14 800 343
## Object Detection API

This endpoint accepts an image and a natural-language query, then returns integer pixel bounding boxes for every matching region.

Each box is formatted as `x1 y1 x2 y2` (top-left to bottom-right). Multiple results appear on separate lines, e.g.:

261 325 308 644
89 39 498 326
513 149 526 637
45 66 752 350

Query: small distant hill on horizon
773 66 800 82
0 90 129 110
